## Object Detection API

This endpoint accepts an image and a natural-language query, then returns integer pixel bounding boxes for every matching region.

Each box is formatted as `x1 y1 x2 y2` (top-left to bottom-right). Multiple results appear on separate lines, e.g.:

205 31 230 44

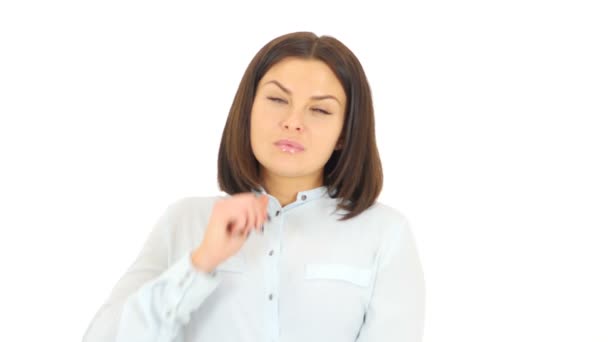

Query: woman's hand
191 193 270 273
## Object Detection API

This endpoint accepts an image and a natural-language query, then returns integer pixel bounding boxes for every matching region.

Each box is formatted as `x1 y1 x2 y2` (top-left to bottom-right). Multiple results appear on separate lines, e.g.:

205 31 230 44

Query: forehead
260 57 346 98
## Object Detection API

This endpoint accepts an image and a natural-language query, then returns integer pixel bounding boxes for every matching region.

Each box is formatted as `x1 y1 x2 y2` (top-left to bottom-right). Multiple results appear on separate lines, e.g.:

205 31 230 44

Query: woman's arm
82 199 220 342
356 217 426 341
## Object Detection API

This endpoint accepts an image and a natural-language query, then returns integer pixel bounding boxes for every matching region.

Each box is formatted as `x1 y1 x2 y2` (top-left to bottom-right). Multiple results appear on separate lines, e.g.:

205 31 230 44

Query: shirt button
268 294 273 301
275 210 280 217
269 250 274 256
301 194 307 201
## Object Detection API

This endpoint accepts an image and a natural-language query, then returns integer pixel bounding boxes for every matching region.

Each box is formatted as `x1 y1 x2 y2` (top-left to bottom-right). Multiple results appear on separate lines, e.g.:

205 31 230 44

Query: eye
267 96 286 104
312 108 331 115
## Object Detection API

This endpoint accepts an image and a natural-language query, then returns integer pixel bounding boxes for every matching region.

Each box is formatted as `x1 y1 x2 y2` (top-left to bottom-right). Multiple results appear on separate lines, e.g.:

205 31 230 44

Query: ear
335 138 344 151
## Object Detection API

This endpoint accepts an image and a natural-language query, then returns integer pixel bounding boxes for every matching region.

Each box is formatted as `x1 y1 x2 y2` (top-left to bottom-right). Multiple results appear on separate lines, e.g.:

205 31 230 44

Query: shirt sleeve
82 199 221 342
355 216 426 342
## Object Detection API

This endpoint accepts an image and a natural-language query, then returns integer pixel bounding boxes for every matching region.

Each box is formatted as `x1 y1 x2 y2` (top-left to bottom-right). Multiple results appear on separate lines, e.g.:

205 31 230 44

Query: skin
250 57 347 207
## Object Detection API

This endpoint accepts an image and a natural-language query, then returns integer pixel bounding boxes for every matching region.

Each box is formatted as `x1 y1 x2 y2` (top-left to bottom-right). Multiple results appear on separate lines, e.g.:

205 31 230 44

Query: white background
1 1 607 341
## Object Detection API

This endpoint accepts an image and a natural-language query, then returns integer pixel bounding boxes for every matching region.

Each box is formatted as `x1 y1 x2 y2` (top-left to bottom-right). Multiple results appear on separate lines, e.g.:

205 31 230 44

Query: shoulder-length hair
217 31 383 221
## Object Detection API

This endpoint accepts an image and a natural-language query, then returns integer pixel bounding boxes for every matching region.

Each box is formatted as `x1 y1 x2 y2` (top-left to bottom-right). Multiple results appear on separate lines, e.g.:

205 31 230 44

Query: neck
261 172 323 207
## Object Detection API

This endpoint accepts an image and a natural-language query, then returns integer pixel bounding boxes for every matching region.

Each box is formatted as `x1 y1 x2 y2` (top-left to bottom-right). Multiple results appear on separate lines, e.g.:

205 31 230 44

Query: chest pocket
305 263 373 287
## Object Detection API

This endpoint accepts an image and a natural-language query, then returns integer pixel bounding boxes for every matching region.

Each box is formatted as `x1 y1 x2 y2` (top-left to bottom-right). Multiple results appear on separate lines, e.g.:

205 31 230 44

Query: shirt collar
251 184 332 204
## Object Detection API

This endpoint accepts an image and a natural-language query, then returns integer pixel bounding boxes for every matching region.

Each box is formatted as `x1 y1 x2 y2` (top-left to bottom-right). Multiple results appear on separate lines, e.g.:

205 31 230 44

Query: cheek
251 103 280 133
250 105 270 147
311 127 342 154
250 103 264 129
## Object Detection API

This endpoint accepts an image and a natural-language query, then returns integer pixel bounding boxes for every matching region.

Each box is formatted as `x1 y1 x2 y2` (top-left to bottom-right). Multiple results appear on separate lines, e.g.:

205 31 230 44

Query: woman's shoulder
361 201 418 254
363 200 410 226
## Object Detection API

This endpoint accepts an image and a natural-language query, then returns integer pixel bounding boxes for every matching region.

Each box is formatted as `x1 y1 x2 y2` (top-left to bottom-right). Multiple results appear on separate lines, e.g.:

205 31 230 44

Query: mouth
274 139 305 153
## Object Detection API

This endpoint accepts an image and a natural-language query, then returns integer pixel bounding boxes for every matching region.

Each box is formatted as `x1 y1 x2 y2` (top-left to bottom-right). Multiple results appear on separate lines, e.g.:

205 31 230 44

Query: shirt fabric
82 185 425 342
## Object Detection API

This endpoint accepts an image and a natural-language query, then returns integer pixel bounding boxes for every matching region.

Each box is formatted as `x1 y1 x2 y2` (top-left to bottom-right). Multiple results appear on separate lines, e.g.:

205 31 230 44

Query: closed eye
267 96 286 104
312 108 331 115
267 97 331 115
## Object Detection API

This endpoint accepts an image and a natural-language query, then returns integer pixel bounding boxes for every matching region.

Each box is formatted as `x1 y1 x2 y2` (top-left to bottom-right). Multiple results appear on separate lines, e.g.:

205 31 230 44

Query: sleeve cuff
159 253 222 326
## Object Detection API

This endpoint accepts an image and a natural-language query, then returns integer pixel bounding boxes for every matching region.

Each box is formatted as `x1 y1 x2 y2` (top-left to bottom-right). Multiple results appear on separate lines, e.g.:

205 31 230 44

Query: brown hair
217 31 383 221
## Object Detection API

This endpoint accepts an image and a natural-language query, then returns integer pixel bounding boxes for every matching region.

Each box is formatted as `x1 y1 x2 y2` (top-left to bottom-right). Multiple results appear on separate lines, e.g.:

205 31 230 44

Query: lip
274 139 305 152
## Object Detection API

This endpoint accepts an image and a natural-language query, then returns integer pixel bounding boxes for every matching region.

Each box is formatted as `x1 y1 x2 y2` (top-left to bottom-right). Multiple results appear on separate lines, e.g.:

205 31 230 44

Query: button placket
261 204 282 342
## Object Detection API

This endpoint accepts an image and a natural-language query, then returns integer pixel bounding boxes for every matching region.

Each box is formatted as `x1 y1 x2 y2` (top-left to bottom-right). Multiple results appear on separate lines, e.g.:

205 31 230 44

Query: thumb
261 194 270 208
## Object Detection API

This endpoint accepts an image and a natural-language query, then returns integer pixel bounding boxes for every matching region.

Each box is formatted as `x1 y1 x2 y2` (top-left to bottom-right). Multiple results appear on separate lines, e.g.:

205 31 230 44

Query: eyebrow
263 80 342 105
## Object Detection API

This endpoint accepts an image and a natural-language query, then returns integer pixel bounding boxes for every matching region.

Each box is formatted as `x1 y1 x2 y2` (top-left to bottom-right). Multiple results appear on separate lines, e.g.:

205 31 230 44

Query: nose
281 108 304 132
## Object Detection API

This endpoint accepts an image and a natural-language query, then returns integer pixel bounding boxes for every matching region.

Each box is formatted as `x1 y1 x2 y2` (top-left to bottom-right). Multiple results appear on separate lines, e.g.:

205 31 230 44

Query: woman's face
250 57 347 184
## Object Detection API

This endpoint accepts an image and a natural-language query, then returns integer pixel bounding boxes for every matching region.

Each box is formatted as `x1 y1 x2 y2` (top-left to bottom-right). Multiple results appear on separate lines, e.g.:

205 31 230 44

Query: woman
83 31 425 342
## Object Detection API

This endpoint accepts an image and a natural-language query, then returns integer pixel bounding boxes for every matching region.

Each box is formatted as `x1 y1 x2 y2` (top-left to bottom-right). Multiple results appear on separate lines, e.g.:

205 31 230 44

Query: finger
246 199 257 233
258 195 270 229
232 212 247 237
254 198 264 232
257 196 268 228
236 202 253 236
256 206 263 233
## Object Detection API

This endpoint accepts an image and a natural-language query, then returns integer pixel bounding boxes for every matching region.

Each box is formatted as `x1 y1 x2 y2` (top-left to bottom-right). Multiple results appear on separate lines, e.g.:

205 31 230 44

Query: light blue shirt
83 185 425 341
